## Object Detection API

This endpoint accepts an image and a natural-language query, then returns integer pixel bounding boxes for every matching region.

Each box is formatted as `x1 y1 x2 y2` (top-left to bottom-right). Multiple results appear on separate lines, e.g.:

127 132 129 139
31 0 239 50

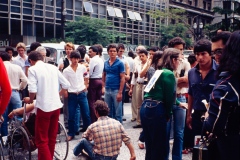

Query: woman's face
172 54 182 70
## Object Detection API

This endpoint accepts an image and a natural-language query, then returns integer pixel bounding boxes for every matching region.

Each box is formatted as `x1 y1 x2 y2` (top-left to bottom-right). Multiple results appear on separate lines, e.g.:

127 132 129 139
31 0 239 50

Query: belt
176 93 186 97
12 89 19 92
89 78 102 80
144 98 163 104
137 81 144 84
68 89 86 95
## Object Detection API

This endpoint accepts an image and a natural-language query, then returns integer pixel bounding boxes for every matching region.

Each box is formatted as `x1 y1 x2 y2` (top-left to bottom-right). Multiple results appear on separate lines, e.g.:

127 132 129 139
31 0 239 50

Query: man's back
28 61 65 112
83 116 130 157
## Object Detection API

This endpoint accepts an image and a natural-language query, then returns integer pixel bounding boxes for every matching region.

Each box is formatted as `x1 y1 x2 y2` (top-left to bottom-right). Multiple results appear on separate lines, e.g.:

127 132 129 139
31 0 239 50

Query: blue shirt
188 60 218 111
104 58 125 90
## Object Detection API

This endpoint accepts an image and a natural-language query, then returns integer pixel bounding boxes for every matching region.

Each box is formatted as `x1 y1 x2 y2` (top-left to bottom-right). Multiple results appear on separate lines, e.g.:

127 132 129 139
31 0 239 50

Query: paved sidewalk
30 103 192 160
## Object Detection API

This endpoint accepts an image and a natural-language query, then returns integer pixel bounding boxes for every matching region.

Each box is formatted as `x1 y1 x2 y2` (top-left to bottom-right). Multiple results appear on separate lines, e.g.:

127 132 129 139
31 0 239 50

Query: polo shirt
104 58 125 90
188 60 218 111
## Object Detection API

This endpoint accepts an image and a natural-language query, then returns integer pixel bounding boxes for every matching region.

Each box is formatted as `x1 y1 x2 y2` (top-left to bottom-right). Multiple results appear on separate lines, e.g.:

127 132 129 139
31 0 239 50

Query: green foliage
159 23 192 47
213 6 233 15
65 16 126 46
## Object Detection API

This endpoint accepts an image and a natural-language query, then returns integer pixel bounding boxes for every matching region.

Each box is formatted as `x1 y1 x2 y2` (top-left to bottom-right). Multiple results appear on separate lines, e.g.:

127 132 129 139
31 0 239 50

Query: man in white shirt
87 46 104 123
63 51 91 141
0 51 28 136
24 51 70 160
130 45 145 123
13 42 28 73
129 49 148 128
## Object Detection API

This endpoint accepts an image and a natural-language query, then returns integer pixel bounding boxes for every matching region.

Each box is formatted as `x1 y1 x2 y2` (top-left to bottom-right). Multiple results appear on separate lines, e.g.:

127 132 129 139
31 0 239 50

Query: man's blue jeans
140 100 169 160
73 138 118 160
68 92 91 137
171 95 186 160
104 88 122 123
1 90 22 136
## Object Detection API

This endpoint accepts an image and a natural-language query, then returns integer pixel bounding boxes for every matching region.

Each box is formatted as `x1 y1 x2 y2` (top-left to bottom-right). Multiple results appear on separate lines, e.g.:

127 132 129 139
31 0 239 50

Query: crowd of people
0 29 239 160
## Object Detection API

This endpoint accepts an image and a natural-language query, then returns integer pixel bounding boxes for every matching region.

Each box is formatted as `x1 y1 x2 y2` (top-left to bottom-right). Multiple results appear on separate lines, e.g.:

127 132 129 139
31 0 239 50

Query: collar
194 59 218 71
107 57 119 64
97 116 109 120
17 54 27 60
3 61 11 65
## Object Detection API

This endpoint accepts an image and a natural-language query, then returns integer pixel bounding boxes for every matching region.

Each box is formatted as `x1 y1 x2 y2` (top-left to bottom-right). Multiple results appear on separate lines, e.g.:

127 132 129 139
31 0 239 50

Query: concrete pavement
30 102 192 160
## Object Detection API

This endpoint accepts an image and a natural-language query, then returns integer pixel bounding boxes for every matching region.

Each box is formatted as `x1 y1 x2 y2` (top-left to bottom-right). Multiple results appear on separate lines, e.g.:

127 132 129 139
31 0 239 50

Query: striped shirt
82 116 131 156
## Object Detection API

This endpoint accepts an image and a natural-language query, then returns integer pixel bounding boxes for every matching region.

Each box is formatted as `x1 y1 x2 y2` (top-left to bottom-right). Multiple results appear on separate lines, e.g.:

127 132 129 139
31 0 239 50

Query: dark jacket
204 71 240 137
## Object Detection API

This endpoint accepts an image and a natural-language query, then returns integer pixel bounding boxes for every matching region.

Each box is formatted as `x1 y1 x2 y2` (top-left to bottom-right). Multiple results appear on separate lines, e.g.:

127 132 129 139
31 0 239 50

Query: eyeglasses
211 49 223 55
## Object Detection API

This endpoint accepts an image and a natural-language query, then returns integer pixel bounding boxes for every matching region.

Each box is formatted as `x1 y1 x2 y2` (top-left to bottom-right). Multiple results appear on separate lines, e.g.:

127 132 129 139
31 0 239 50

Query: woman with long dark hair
140 48 182 160
204 30 240 160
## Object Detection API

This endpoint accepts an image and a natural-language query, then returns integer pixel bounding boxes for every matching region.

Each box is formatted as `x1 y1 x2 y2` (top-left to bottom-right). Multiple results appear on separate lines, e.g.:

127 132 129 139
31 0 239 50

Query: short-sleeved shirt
188 60 218 111
104 58 125 90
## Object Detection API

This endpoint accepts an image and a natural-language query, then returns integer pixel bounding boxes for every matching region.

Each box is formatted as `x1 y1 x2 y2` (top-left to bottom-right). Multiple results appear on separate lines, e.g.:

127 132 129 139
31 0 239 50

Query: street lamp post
61 0 67 41
193 22 203 42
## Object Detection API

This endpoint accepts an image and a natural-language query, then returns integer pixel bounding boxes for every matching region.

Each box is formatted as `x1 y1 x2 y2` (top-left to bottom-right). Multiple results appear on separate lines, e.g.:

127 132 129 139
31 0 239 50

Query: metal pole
61 0 65 41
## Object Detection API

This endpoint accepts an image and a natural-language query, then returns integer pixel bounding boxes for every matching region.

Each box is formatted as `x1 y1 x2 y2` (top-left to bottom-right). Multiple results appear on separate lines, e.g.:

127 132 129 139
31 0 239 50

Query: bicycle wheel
9 127 31 160
0 141 4 160
54 121 69 160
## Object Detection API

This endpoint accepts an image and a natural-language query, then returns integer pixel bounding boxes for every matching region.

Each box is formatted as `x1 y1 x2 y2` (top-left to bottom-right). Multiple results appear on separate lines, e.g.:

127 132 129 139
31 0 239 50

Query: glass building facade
0 0 168 47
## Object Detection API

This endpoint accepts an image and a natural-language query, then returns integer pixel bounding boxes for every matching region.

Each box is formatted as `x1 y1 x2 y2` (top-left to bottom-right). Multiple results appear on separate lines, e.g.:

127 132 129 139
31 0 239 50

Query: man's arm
186 94 193 129
19 68 28 90
0 59 11 116
116 73 125 102
126 143 136 160
102 72 106 95
125 62 130 81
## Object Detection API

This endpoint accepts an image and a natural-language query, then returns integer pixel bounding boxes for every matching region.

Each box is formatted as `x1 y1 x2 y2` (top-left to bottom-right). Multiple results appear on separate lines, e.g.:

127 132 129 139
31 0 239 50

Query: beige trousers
135 83 144 125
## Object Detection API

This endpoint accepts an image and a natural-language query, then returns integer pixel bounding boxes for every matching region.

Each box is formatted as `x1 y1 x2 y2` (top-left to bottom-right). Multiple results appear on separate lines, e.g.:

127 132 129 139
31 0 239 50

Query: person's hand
186 116 192 129
179 103 188 109
130 155 136 160
0 115 4 123
116 92 122 102
128 89 132 96
102 87 105 95
59 64 64 71
125 75 130 81
23 97 32 104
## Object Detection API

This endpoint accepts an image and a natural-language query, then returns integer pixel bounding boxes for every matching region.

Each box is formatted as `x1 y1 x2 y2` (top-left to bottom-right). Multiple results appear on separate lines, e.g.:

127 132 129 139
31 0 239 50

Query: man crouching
73 100 136 160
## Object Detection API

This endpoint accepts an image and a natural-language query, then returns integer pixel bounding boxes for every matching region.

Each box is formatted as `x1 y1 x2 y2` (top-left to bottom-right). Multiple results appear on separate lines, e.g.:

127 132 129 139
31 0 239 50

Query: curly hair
168 37 185 48
94 100 109 116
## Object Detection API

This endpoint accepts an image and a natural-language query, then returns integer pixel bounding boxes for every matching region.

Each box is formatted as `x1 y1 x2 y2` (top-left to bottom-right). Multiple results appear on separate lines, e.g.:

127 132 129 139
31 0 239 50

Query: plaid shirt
82 116 131 156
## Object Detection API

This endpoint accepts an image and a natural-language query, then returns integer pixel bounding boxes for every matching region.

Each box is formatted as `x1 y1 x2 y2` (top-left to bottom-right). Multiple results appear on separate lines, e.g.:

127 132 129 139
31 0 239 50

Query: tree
159 23 192 47
148 8 192 48
65 16 126 46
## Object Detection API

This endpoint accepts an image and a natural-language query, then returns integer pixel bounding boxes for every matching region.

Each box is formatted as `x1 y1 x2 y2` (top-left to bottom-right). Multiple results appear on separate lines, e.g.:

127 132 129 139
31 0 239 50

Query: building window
46 0 53 6
114 8 123 18
107 6 116 17
133 12 142 21
99 5 106 15
11 6 20 13
83 2 93 13
127 11 136 20
208 3 211 10
203 1 206 9
66 0 73 9
75 1 82 11
195 0 198 7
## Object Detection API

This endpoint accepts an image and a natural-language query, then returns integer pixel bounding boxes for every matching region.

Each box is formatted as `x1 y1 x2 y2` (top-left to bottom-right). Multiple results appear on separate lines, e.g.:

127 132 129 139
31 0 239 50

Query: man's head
187 53 197 68
211 31 231 64
88 46 99 58
30 42 41 51
16 42 26 57
36 46 47 61
0 51 11 61
107 44 118 59
28 51 43 66
193 39 212 66
94 100 109 117
128 50 135 59
64 43 75 57
168 37 185 57
117 44 125 57
138 49 148 63
5 46 14 59
148 46 158 56
94 44 103 57
136 45 146 55
77 45 86 60
70 50 81 65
